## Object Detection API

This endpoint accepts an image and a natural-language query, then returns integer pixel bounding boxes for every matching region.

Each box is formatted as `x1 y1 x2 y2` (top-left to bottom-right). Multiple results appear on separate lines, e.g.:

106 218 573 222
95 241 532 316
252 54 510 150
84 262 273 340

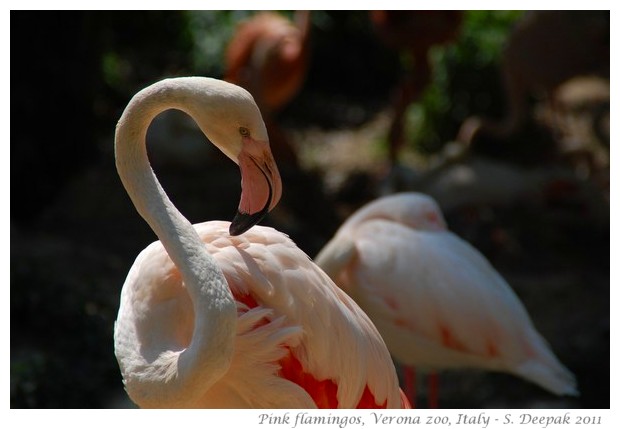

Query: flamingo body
316 193 578 397
116 221 404 408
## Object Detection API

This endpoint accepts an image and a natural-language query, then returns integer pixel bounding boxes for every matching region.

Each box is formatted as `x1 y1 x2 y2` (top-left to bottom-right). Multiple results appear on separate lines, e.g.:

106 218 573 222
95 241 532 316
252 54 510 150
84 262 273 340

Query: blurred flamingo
224 11 311 167
315 192 579 407
370 11 463 165
113 77 409 408
457 11 609 153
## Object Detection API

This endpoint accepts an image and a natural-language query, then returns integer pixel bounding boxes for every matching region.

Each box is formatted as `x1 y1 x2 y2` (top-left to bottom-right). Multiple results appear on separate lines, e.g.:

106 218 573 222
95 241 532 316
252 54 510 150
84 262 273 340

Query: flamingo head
229 125 282 236
188 78 283 235
396 193 447 231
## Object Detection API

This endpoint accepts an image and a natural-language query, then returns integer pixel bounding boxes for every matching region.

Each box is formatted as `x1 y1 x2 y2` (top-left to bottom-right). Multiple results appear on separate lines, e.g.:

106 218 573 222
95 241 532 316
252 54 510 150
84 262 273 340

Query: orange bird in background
224 11 312 167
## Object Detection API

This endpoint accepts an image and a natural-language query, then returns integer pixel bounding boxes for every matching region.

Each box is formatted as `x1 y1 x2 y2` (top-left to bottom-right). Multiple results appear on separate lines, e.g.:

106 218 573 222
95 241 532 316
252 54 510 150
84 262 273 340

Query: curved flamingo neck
115 78 237 405
115 81 205 273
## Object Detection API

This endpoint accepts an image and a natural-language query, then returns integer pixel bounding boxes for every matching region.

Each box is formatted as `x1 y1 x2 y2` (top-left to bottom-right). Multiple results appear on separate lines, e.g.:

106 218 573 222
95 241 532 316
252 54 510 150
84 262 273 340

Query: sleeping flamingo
315 192 578 407
113 77 409 408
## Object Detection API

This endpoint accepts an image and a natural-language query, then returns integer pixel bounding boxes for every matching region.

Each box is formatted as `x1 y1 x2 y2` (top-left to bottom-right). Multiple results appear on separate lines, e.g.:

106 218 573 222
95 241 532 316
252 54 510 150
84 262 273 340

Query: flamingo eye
239 127 250 137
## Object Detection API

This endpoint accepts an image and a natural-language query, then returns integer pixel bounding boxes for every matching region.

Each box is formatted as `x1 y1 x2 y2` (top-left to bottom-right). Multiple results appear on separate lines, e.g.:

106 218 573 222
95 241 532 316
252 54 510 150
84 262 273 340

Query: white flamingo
113 77 409 408
315 192 579 407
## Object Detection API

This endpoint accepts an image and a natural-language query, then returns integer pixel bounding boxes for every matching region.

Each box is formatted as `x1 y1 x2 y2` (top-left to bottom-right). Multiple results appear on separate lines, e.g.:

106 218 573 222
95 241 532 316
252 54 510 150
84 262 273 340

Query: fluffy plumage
116 221 404 408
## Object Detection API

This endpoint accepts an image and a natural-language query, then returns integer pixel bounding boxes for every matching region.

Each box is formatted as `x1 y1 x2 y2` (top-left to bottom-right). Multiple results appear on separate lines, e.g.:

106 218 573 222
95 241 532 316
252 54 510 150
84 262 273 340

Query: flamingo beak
229 137 282 236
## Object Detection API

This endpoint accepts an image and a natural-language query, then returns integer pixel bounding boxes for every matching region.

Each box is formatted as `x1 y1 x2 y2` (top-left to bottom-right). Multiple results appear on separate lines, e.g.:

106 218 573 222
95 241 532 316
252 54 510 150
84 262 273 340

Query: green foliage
186 11 254 77
102 51 130 89
458 10 524 64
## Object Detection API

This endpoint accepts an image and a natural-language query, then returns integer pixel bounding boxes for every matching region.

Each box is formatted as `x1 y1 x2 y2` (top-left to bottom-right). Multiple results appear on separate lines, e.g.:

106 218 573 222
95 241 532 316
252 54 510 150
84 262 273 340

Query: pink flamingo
315 192 579 407
113 77 409 408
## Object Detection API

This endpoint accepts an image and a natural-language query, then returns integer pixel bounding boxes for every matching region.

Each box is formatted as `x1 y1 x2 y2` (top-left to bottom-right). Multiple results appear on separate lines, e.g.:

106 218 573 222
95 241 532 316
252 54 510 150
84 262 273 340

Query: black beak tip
230 168 273 236
229 210 266 236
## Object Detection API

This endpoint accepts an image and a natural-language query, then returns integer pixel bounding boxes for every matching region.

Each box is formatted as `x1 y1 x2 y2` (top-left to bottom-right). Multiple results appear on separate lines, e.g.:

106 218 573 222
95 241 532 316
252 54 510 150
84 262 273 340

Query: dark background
10 10 609 408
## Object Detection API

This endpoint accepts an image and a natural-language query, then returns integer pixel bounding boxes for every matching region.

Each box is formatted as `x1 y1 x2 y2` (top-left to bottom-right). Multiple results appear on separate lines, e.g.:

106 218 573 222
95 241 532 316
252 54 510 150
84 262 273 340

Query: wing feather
343 220 558 372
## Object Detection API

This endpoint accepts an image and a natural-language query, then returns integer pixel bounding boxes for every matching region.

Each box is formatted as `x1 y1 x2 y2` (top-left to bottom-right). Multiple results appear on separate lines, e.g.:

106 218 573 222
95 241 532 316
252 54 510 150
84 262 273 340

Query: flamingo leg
427 371 439 408
404 365 416 408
